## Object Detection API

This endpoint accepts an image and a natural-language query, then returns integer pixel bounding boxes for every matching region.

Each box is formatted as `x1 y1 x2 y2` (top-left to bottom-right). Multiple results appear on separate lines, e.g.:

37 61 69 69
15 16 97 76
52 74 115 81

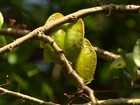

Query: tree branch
97 98 140 105
0 28 120 60
73 98 140 105
94 47 120 60
0 87 59 105
0 28 30 38
1 87 140 105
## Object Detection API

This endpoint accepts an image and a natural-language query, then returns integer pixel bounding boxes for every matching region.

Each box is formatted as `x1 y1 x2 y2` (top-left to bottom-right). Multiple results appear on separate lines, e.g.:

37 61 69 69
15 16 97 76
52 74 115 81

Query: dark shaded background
0 0 140 104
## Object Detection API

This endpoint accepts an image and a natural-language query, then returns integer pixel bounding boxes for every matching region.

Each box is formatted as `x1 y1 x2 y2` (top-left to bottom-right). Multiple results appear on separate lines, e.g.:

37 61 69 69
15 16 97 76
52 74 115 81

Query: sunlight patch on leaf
42 83 54 100
27 69 39 77
7 53 18 65
133 38 140 68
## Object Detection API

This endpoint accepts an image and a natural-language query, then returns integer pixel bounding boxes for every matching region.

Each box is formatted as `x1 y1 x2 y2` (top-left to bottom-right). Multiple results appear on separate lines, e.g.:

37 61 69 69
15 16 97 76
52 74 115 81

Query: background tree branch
0 28 120 60
0 87 58 105
1 87 140 105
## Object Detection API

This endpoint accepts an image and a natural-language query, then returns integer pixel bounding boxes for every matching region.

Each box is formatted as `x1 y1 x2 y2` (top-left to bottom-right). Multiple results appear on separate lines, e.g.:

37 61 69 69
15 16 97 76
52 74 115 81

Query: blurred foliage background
0 0 140 104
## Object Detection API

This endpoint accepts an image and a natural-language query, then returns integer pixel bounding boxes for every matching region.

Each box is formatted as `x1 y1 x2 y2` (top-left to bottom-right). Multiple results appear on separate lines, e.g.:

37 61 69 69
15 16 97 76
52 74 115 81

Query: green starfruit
0 12 5 47
62 38 97 87
74 38 97 85
0 12 5 46
41 13 97 87
0 12 3 28
0 12 7 59
133 39 140 68
41 13 84 64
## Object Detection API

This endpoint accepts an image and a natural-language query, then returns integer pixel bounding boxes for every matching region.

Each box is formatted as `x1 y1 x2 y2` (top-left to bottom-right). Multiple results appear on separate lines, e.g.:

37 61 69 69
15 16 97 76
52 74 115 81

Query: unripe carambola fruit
0 12 7 59
41 13 84 64
74 38 97 85
0 12 4 28
62 38 97 87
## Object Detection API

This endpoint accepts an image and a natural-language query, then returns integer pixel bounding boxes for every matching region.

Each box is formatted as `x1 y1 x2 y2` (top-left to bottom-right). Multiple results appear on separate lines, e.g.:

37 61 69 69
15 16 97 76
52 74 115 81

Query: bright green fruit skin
41 13 84 64
0 12 6 59
0 12 4 28
74 38 97 85
62 38 97 87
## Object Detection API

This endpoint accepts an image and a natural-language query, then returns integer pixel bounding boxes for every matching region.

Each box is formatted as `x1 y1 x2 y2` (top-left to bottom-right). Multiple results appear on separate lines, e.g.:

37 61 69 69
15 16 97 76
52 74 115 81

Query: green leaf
7 53 18 65
109 53 132 71
42 83 54 100
109 50 138 86
0 35 7 59
118 48 138 81
0 12 4 28
109 57 125 70
133 39 140 68
0 35 6 47
109 53 132 81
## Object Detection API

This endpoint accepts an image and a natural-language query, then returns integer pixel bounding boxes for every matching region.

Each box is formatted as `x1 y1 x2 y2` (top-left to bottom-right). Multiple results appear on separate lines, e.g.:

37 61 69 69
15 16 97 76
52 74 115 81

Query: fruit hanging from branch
41 13 97 87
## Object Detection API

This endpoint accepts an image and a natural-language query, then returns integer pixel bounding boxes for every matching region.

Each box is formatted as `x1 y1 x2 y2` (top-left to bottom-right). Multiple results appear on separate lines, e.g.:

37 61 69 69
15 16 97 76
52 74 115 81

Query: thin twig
94 47 120 60
1 87 140 105
73 98 140 105
0 28 30 38
0 87 59 105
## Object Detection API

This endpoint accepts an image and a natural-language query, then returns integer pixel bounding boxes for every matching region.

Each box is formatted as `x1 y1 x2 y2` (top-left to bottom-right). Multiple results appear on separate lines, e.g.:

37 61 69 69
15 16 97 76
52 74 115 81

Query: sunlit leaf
133 39 140 68
109 50 138 85
0 12 4 28
109 57 125 70
42 83 54 100
109 53 132 71
0 35 6 47
7 53 18 65
0 35 7 59
118 48 138 82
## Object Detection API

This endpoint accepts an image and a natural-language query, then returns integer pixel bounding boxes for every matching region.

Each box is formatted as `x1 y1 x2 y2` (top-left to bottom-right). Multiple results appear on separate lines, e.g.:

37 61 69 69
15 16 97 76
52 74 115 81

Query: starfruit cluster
41 13 97 86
